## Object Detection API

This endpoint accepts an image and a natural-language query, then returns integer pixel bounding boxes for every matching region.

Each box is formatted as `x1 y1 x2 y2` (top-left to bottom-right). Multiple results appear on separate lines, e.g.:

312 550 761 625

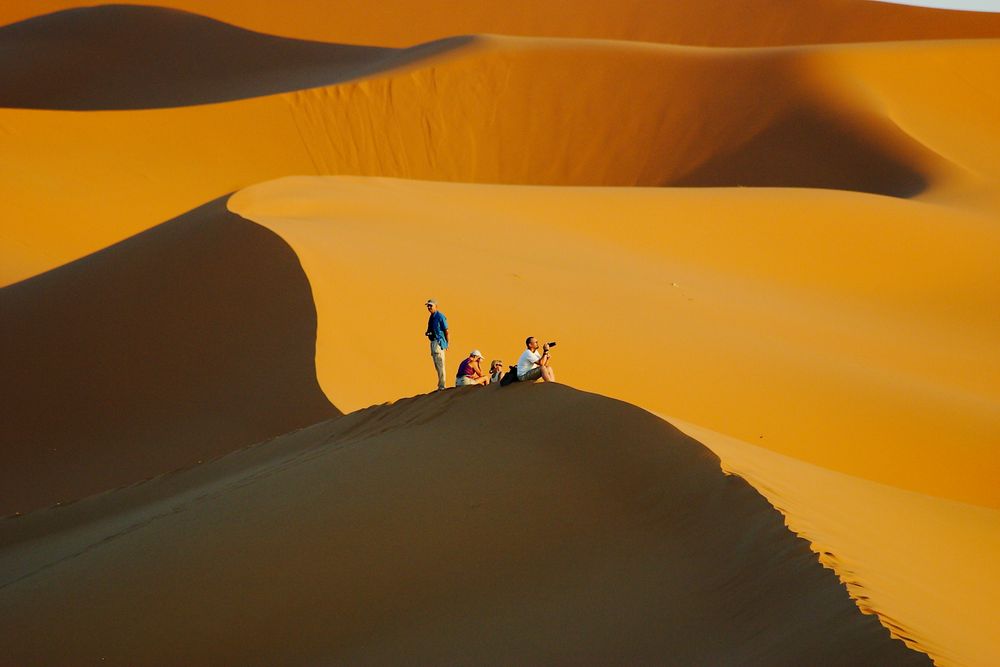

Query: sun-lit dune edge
4 0 1000 47
4 35 999 286
0 197 339 516
0 385 928 665
671 418 1000 667
228 175 1000 509
0 5 474 110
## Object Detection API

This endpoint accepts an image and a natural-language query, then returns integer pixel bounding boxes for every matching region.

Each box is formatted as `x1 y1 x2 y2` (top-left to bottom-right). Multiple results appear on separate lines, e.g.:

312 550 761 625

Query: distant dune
5 0 1000 46
0 385 928 665
5 35 998 286
0 6 478 110
0 198 338 516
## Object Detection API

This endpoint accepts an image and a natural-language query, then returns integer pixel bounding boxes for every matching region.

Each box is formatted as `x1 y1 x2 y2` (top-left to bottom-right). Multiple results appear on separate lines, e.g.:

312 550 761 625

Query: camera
546 341 557 348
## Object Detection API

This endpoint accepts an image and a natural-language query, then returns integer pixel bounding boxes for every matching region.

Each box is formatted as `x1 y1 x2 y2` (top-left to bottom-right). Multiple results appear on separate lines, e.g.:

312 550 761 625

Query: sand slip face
5 0 1000 46
0 5 405 109
0 385 926 665
0 198 339 516
4 35 1000 286
673 419 1000 667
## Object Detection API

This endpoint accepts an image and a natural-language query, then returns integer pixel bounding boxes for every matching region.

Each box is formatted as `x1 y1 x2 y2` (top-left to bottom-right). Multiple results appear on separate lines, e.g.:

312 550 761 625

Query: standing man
425 299 449 391
517 336 556 382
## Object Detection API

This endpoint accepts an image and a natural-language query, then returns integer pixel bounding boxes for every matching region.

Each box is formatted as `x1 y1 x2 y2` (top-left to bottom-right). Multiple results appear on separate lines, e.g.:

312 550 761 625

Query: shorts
518 366 543 382
456 375 479 387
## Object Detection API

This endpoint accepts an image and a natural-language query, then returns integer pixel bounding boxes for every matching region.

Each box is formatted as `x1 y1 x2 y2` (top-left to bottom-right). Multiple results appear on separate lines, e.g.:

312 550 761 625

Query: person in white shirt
516 336 555 382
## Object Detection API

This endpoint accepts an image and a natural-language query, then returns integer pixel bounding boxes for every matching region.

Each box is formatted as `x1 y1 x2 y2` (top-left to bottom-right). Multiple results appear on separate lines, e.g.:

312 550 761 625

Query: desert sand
5 0 1000 46
2 1 998 665
0 385 927 665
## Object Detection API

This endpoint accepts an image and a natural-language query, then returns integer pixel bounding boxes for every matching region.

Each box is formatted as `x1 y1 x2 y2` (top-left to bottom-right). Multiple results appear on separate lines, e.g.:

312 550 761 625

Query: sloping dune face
0 385 926 665
0 6 476 110
5 33 997 286
4 0 1000 46
0 198 339 516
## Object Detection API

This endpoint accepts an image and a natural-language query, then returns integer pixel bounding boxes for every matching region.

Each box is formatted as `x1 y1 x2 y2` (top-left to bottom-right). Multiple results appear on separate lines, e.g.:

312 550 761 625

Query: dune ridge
5 0 1000 47
0 5 474 110
4 35 999 286
229 175 1000 508
0 197 339 516
673 418 1000 667
0 385 929 665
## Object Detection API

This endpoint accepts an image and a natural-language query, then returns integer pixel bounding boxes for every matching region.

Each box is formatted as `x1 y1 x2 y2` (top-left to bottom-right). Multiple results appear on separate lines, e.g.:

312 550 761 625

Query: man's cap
425 298 436 305
471 349 483 358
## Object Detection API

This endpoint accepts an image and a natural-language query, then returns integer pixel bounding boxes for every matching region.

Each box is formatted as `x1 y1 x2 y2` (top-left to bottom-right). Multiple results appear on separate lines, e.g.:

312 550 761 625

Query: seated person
489 359 505 385
517 337 555 382
455 350 489 386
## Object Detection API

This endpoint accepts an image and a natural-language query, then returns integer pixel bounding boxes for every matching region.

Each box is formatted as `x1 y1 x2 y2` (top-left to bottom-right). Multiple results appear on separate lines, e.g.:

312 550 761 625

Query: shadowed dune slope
7 35 995 285
0 5 470 109
0 385 929 666
0 198 339 516
3 0 1000 47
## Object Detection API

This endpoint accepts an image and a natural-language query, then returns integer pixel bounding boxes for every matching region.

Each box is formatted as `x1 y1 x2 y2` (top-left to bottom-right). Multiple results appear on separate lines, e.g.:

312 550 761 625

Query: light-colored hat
425 298 436 305
470 349 483 358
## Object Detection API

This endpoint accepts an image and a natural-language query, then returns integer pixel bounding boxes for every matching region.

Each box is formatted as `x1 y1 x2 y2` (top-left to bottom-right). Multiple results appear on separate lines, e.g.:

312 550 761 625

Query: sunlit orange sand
4 33 1000 285
2 2 998 666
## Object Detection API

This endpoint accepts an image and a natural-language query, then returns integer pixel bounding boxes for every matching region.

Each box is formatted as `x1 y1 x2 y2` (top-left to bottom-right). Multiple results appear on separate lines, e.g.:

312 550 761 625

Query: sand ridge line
6 0 1000 46
0 383 929 665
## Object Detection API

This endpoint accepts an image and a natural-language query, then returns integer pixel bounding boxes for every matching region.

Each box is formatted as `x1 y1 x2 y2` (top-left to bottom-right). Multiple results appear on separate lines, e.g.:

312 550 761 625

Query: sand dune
5 0 1000 47
2 3 997 665
0 6 473 110
676 419 1000 667
229 175 1000 508
0 384 928 665
0 197 338 516
4 35 998 285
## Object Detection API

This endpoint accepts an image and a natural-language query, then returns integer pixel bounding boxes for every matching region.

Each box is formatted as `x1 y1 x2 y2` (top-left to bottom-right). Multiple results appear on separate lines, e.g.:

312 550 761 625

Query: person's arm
538 348 551 367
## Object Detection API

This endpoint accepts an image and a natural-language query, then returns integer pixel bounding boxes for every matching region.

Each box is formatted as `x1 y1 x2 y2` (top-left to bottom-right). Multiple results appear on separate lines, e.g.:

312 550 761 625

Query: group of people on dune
425 298 556 391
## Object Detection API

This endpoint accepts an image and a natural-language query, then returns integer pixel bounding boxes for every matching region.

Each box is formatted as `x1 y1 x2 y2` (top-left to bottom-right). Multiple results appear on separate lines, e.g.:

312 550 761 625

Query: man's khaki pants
430 340 446 390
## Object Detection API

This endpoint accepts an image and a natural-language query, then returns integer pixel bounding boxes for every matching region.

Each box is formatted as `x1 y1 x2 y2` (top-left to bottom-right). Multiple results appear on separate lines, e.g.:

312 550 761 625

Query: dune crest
229 175 1000 508
0 198 339 516
0 5 475 110
5 0 1000 46
5 35 997 286
0 385 928 665
674 418 1000 667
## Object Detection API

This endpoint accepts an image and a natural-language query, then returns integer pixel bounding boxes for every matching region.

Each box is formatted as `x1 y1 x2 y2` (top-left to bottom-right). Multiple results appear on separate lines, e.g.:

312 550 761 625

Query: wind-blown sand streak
0 385 928 665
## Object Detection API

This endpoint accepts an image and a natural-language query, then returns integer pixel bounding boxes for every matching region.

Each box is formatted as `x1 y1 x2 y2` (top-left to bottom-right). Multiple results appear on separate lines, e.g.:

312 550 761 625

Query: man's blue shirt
427 311 449 349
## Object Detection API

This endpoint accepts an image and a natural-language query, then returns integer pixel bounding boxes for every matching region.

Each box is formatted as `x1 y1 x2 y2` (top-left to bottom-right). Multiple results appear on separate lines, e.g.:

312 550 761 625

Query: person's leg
541 366 556 382
431 341 447 390
520 366 543 382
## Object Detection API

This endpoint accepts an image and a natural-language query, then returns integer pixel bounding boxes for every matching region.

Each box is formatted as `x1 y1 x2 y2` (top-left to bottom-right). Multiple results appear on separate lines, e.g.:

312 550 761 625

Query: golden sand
4 35 999 286
4 0 1000 46
2 4 997 665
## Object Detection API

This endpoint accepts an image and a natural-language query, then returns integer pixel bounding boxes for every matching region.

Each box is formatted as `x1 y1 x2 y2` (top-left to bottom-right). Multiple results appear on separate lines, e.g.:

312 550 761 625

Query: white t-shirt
517 349 541 379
